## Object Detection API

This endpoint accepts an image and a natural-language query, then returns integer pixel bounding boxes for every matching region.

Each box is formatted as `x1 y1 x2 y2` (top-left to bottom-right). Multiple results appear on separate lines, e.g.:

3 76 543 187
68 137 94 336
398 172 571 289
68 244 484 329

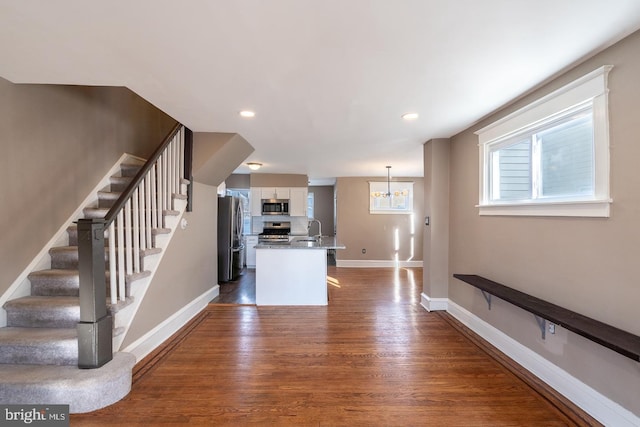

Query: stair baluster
77 123 190 368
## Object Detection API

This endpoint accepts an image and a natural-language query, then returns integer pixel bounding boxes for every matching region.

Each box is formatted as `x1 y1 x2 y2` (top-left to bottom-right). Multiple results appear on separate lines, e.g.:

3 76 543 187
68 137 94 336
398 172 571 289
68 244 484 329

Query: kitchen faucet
308 218 322 237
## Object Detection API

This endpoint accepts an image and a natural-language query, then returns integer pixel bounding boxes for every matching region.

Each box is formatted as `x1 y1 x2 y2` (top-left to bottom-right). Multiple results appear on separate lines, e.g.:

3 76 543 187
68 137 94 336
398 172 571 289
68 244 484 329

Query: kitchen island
255 236 345 305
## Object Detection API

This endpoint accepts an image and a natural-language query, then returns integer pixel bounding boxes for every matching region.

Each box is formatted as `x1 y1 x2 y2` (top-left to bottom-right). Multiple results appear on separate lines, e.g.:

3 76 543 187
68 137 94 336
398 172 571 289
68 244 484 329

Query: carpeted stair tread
49 246 125 270
97 190 122 208
0 327 77 365
83 206 110 219
140 247 162 257
4 296 80 328
29 269 79 296
0 352 136 413
49 246 81 269
109 176 133 192
120 163 142 177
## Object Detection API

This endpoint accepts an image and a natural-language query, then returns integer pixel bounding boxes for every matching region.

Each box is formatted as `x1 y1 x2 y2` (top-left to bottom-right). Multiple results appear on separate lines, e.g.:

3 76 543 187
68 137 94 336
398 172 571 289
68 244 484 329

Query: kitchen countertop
255 236 345 250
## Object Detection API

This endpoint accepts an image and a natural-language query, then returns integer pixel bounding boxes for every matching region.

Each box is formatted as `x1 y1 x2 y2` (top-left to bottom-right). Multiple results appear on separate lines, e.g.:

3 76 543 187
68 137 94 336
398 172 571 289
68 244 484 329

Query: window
369 181 414 214
476 65 612 217
307 192 315 219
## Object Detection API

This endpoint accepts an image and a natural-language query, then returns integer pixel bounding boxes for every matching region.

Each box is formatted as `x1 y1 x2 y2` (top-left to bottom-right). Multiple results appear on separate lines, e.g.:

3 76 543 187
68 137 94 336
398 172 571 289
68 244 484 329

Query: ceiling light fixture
370 166 392 199
239 110 255 118
401 112 419 120
246 162 262 171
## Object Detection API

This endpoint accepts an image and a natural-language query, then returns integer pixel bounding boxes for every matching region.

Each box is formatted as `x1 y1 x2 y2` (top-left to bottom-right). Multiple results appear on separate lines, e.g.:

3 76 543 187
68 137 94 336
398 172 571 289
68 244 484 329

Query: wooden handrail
104 122 182 225
453 274 640 362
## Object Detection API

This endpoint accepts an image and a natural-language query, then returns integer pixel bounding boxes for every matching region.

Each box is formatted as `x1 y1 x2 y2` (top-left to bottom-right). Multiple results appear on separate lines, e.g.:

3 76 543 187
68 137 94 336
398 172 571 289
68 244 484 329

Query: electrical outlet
548 323 556 334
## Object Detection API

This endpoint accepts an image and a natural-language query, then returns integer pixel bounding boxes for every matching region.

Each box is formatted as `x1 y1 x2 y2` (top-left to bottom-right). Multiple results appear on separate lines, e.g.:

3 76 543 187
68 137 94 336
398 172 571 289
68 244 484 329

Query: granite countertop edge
255 236 345 250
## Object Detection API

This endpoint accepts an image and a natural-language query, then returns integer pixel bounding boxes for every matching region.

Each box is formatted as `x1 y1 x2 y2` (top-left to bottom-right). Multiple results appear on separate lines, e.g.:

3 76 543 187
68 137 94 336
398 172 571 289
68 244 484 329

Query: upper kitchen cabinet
260 187 290 200
250 188 262 216
289 187 308 217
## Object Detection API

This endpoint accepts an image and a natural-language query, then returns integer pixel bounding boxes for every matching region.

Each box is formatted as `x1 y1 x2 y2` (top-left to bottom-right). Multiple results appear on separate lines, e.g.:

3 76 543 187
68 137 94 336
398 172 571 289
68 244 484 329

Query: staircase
0 124 191 413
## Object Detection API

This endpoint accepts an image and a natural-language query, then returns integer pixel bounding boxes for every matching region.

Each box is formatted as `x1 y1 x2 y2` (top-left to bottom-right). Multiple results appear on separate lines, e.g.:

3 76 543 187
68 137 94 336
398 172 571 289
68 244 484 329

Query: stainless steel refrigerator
218 195 245 282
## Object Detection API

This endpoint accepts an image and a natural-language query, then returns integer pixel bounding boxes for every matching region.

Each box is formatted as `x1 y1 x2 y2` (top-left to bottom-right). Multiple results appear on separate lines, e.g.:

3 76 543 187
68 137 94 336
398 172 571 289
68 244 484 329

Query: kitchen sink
295 237 319 242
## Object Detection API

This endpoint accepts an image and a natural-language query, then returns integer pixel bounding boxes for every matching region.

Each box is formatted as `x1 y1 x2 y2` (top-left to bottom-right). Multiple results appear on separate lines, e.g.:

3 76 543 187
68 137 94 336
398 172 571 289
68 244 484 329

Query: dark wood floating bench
453 274 640 362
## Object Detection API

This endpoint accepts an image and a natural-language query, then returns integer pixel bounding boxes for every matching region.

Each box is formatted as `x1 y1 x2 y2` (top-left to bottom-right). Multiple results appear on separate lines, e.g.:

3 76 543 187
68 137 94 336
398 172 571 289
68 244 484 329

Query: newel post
76 218 113 369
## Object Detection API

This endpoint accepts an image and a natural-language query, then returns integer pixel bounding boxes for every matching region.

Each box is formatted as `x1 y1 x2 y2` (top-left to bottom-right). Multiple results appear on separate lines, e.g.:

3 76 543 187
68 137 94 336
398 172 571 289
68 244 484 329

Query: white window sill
477 199 612 217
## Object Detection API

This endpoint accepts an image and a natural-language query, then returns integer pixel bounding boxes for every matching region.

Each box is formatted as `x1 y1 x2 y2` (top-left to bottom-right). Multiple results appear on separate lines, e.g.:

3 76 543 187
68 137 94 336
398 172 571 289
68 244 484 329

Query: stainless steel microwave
261 199 289 215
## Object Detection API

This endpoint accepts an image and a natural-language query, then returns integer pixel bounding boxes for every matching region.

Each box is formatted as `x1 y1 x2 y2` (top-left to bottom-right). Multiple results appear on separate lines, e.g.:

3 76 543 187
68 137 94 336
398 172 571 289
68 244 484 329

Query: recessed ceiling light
239 110 255 118
401 112 419 120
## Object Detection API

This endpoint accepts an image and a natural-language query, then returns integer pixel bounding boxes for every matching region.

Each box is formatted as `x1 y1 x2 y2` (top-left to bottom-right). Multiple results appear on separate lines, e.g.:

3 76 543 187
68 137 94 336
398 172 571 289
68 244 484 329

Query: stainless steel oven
261 199 289 216
259 221 291 243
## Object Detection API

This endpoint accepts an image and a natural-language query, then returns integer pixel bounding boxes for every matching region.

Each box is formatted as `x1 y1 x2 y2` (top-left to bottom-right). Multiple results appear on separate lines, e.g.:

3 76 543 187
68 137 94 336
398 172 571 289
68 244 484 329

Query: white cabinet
289 187 308 217
249 186 307 217
260 187 290 200
256 247 327 305
250 188 262 216
245 235 259 268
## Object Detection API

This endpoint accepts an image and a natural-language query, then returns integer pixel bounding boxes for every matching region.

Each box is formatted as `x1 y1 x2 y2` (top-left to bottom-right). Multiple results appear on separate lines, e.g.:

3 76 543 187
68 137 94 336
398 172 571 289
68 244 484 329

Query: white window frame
369 181 414 214
475 65 613 217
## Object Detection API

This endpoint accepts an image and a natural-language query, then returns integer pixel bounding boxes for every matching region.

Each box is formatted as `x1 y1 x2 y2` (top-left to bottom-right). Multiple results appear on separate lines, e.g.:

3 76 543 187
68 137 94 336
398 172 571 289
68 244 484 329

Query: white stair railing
77 123 192 368
107 125 186 304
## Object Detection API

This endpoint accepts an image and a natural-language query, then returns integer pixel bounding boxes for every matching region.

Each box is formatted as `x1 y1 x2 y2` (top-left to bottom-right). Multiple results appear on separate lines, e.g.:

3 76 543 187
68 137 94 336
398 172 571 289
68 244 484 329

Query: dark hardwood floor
211 269 256 305
72 267 597 426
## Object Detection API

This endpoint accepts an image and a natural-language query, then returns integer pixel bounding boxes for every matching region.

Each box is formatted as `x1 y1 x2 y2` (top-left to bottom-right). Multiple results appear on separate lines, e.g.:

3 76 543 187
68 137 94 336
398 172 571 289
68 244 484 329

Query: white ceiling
2 1 640 182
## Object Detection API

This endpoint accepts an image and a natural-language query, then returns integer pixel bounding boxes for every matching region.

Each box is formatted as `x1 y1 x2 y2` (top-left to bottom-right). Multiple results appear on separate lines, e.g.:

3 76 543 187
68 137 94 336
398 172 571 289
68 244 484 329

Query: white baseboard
121 285 219 362
336 260 423 268
444 299 640 427
420 293 448 311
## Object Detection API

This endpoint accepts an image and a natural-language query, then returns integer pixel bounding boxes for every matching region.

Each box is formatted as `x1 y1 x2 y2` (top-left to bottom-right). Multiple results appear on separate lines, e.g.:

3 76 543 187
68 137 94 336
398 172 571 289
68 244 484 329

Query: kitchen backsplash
251 216 310 235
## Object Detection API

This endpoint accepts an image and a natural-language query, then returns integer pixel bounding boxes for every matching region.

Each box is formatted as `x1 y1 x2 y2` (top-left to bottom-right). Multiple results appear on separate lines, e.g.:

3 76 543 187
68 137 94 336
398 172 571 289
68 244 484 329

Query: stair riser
98 192 121 209
50 252 154 272
50 252 109 270
6 307 80 329
0 342 77 365
110 178 133 192
30 276 79 297
30 275 134 298
83 208 109 219
120 164 141 177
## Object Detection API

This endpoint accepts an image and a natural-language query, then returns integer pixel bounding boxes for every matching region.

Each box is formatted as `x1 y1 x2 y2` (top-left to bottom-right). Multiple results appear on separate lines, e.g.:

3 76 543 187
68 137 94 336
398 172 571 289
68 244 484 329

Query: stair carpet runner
0 162 179 412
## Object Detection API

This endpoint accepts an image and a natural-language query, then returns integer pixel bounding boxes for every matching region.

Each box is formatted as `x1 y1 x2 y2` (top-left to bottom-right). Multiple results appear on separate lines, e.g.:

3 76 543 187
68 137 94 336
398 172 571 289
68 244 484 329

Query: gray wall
192 133 253 187
423 139 450 300
121 182 218 348
447 29 640 416
0 78 176 299
309 185 335 236
226 173 250 189
336 177 424 261
250 173 308 187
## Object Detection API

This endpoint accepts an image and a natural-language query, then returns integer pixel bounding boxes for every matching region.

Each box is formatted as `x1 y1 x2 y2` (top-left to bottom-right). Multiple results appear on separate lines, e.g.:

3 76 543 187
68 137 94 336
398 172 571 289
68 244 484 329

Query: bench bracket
534 315 546 340
480 290 492 310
